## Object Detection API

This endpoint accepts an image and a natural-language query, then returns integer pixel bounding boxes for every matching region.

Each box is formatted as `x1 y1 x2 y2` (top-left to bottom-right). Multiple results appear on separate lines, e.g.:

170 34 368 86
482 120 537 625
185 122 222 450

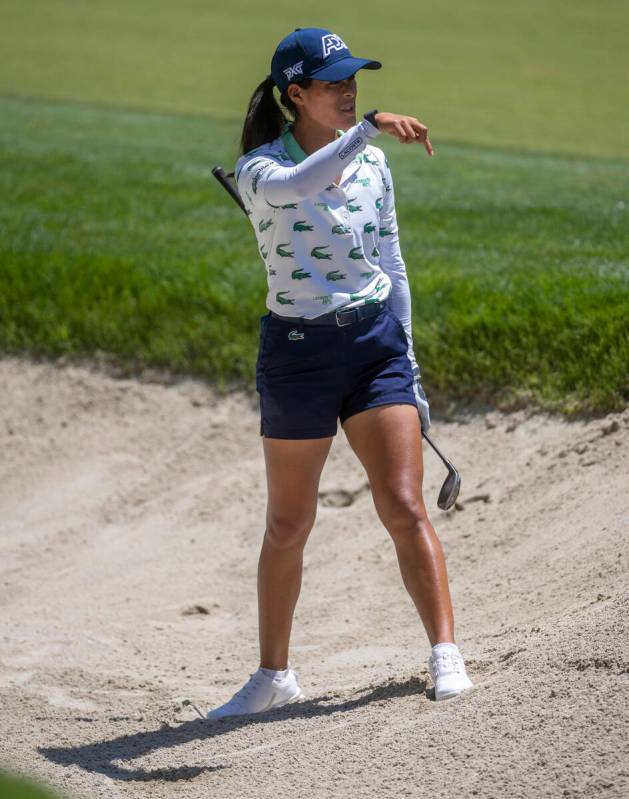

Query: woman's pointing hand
374 112 434 156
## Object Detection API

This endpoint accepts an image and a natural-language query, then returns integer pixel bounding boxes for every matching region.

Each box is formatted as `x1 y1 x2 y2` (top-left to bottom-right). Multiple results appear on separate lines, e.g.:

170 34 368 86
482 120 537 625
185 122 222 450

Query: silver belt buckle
335 307 358 326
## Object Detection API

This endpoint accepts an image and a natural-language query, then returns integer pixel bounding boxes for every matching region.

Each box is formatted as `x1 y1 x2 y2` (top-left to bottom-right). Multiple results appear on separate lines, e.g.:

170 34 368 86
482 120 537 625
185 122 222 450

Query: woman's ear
287 85 302 108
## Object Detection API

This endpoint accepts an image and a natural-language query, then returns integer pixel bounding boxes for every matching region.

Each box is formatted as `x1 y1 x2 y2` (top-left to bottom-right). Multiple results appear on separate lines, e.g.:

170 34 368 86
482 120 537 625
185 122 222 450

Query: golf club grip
212 166 248 216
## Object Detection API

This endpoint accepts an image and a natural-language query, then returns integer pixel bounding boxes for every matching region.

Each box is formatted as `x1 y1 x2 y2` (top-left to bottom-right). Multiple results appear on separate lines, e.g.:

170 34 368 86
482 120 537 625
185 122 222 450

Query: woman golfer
206 27 474 719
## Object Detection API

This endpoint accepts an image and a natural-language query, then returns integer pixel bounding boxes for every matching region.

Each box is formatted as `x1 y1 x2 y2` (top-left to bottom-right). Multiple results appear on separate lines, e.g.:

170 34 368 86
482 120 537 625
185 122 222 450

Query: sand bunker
0 355 627 798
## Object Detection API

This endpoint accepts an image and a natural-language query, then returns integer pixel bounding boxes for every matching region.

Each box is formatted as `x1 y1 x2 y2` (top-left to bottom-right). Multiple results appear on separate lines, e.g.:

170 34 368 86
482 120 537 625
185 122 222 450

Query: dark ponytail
238 74 313 156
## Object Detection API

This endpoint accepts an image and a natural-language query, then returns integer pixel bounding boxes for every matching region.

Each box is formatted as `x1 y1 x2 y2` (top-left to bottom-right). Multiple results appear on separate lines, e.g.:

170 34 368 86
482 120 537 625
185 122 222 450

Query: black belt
270 299 386 327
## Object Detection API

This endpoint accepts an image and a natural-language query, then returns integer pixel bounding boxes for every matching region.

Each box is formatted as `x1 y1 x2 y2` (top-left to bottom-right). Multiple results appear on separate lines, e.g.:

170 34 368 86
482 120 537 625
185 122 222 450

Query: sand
0 354 627 799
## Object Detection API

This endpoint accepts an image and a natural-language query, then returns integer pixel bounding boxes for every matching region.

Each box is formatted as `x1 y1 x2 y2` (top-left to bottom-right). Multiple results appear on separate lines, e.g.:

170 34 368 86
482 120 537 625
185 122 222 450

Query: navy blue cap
270 27 381 93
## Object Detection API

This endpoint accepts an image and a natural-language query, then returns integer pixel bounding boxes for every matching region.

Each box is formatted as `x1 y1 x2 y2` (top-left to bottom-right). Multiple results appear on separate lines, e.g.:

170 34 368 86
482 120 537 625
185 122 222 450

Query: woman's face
289 74 357 129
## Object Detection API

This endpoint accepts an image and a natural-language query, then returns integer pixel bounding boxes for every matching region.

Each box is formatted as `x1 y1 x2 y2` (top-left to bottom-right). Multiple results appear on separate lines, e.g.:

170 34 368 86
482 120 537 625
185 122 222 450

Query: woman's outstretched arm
235 117 380 208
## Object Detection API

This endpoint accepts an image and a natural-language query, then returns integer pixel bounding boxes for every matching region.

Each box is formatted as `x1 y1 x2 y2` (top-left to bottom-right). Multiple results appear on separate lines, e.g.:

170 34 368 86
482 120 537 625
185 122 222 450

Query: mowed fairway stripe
0 0 628 158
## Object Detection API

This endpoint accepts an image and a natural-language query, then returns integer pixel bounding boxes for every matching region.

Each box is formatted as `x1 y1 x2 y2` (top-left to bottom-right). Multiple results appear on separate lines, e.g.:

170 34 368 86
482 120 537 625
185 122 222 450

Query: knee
264 511 315 550
379 491 430 543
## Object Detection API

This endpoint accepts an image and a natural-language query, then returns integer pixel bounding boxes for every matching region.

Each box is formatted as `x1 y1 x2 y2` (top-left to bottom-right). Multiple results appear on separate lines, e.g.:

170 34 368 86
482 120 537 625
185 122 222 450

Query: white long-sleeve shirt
235 116 419 373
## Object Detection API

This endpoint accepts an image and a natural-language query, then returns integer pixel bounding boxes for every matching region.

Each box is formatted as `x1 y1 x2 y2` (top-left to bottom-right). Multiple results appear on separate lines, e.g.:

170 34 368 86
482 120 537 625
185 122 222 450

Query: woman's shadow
38 675 428 783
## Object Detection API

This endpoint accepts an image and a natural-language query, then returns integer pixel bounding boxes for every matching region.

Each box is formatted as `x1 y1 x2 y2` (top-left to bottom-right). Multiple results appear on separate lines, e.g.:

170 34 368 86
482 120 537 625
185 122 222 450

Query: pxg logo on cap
271 27 381 93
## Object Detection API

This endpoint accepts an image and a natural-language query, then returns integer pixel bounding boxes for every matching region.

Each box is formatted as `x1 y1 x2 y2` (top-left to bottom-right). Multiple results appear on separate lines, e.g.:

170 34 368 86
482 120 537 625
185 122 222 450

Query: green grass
0 770 71 799
1 0 628 159
1 95 627 414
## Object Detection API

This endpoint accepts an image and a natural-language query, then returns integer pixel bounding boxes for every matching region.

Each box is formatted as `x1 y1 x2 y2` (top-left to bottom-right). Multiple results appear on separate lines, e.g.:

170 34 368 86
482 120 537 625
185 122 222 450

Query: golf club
212 166 248 215
420 431 461 511
211 164 462 511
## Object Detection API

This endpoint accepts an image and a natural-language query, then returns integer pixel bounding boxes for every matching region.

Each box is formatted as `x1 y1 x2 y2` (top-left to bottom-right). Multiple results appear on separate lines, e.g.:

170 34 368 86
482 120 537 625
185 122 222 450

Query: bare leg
258 434 333 670
342 404 455 645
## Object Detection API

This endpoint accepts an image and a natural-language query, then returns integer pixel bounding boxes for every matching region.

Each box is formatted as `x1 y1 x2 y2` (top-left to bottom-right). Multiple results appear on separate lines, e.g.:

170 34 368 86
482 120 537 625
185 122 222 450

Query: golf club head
437 467 461 511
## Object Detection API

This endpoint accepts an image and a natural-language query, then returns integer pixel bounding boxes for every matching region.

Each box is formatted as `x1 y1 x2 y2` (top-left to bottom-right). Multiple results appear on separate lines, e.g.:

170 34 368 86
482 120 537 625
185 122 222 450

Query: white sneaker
206 666 305 721
428 646 474 701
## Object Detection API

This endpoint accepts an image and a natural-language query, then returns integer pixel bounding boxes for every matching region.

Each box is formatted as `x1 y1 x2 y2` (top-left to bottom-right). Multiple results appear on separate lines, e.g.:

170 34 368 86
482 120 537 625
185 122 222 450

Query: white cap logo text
321 34 348 59
283 60 304 80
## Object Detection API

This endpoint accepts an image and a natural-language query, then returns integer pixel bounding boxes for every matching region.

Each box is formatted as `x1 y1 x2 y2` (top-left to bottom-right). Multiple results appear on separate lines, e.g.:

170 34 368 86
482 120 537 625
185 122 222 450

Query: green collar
281 123 345 164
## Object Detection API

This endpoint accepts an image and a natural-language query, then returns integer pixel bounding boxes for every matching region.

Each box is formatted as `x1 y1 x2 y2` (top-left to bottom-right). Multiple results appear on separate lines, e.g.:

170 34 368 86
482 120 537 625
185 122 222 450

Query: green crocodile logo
252 170 262 194
288 330 304 340
360 270 375 279
276 290 295 305
371 246 380 257
363 152 379 165
293 220 314 232
281 202 298 209
379 227 393 238
347 197 362 212
326 269 347 281
315 202 332 212
276 243 294 257
355 177 370 187
363 221 377 233
313 293 333 304
259 218 273 232
259 244 268 259
332 224 351 235
291 267 312 280
375 197 383 210
348 246 364 260
350 277 386 303
311 245 333 260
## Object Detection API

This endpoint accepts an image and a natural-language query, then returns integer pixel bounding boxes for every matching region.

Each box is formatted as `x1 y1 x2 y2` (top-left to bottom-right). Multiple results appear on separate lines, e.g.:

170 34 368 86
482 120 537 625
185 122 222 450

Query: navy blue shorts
255 304 419 439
